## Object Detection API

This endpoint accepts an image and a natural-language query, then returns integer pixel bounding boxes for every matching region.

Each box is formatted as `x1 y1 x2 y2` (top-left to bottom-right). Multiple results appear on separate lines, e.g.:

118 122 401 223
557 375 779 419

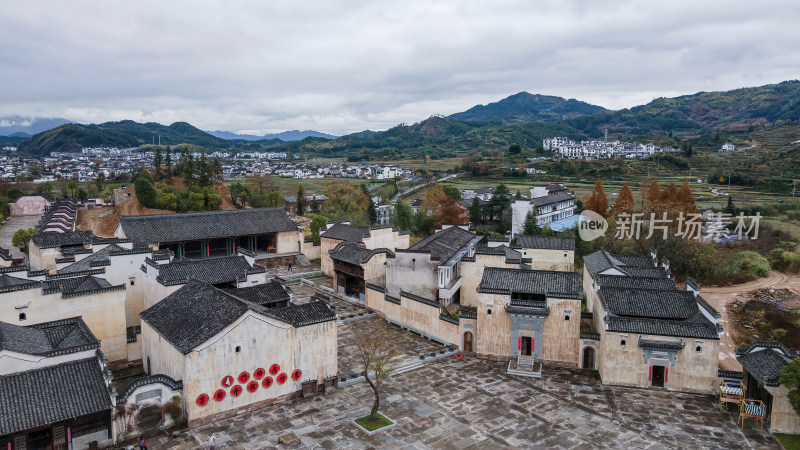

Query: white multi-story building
721 142 736 152
544 138 676 160
511 184 577 235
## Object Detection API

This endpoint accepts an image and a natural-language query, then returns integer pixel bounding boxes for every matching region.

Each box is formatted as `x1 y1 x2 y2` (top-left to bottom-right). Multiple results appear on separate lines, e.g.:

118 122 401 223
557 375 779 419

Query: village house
114 208 304 263
139 279 337 425
582 249 721 394
511 235 575 271
511 184 577 235
329 242 394 300
721 142 736 152
0 317 116 449
319 222 409 278
736 341 800 434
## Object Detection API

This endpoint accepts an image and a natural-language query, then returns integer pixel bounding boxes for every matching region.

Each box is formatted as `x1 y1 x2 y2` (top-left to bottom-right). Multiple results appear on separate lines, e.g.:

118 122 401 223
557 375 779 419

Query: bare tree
354 321 402 420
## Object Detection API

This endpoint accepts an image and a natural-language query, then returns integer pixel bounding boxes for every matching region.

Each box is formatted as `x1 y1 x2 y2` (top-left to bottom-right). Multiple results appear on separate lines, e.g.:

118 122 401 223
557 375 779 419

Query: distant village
0 146 415 183
543 136 678 159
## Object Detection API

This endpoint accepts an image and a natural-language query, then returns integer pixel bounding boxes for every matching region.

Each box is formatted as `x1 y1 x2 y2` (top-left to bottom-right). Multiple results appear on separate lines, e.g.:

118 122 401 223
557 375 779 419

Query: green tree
392 200 413 230
7 186 23 202
12 228 38 255
296 186 306 216
37 182 54 198
153 147 163 180
489 184 511 223
230 182 249 208
323 183 368 223
442 185 461 200
67 180 78 198
412 209 434 236
522 211 539 235
310 214 328 244
183 152 195 187
469 198 482 224
724 195 737 215
197 153 211 187
159 192 178 211
95 172 105 193
780 358 800 416
186 191 205 210
508 144 522 154
362 185 377 224
77 188 88 202
164 148 173 180
265 191 283 207
204 188 222 210
134 170 158 208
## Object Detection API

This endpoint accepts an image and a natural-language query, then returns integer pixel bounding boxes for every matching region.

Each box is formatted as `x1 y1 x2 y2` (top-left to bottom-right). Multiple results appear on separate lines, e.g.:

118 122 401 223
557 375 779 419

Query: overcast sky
1 1 798 135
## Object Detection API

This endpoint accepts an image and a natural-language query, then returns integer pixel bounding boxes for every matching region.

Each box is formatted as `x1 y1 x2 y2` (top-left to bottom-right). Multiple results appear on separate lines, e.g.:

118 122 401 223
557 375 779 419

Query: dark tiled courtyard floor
337 317 450 377
184 356 778 449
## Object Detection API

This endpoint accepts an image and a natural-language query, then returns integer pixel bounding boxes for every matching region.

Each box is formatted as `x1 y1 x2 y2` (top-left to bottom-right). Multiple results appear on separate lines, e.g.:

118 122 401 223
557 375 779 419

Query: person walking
138 436 147 450
288 262 293 272
208 433 216 450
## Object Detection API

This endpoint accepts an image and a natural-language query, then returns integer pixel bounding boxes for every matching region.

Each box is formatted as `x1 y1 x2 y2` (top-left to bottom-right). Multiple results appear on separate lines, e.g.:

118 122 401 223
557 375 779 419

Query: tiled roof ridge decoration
155 255 265 286
736 340 799 386
329 242 395 265
0 316 100 357
638 337 685 350
513 235 576 251
736 340 799 358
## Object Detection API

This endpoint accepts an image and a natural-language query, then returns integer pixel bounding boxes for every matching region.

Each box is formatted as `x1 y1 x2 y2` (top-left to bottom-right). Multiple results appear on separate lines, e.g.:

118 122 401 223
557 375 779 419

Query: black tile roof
606 312 720 340
530 190 575 207
0 246 10 261
598 287 696 320
140 280 335 354
321 223 371 242
405 226 479 262
156 256 265 286
595 275 676 290
515 235 575 251
329 242 394 265
0 356 113 435
737 342 798 386
478 267 582 299
118 207 297 244
31 231 94 249
0 317 99 356
584 249 664 278
0 273 41 293
42 275 123 298
58 244 126 274
224 280 291 307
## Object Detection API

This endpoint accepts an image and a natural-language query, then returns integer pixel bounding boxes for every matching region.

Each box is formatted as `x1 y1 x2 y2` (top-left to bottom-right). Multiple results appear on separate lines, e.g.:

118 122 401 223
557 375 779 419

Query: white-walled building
511 184 577 235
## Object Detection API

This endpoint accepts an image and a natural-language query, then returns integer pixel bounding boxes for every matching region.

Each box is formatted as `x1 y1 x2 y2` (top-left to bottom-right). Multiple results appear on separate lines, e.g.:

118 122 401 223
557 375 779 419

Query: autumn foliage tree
322 183 368 223
585 180 609 218
434 196 468 228
421 185 446 216
614 182 635 218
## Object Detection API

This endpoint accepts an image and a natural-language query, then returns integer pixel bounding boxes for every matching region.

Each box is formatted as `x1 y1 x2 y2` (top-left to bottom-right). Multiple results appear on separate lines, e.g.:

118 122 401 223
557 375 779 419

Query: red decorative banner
196 394 209 406
253 368 265 380
247 381 259 393
269 364 280 376
231 385 243 397
262 376 273 388
648 366 653 382
238 371 250 384
221 376 234 387
291 369 302 381
664 367 669 383
517 337 521 350
277 373 288 384
213 389 226 401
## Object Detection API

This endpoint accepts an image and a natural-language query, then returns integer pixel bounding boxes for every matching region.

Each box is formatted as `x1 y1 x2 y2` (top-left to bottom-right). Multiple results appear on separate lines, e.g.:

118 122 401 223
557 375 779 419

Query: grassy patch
355 413 394 431
776 433 800 450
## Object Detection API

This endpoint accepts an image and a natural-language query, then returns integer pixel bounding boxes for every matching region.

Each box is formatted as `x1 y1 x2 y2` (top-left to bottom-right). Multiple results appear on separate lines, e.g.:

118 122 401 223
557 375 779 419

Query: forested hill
449 92 606 123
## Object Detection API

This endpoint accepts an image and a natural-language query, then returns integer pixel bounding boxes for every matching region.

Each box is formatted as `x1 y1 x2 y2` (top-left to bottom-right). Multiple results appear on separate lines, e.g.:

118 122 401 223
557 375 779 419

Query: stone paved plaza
155 354 779 450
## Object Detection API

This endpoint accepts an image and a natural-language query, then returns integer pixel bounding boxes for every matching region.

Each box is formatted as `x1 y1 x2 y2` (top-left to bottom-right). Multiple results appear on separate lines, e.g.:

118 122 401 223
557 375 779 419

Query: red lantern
247 381 259 393
213 389 226 401
231 385 243 397
196 394 209 406
269 364 280 376
291 369 302 381
253 368 265 380
454 353 464 359
262 376 273 388
222 376 234 387
277 373 288 384
238 371 250 384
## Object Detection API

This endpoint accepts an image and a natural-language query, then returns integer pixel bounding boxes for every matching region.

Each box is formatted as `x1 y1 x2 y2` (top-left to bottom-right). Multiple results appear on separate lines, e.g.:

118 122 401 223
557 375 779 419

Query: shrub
719 251 771 282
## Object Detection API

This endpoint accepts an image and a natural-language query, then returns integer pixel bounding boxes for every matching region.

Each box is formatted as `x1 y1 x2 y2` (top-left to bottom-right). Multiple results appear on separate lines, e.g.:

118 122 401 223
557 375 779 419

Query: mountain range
207 129 338 141
0 116 73 136
7 80 800 156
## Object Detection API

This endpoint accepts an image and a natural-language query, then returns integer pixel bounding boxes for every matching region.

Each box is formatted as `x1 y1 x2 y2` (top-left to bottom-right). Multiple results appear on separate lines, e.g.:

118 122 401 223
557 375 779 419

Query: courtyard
155 355 778 449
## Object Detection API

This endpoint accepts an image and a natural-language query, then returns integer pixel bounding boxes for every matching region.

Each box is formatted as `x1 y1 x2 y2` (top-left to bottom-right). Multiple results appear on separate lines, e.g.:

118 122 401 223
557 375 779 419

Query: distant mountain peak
207 129 337 141
449 93 605 124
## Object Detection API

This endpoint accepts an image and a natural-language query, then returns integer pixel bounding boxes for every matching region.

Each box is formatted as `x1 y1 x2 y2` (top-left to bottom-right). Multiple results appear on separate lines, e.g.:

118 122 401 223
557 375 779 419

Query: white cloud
0 0 798 135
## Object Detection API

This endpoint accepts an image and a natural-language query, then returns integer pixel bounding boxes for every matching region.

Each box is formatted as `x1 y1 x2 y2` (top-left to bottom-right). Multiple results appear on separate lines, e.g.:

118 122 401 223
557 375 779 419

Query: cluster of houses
543 137 677 160
2 181 800 447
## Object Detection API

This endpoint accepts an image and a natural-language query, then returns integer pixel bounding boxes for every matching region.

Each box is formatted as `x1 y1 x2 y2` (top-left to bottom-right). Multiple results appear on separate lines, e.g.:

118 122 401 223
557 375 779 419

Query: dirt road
701 271 800 370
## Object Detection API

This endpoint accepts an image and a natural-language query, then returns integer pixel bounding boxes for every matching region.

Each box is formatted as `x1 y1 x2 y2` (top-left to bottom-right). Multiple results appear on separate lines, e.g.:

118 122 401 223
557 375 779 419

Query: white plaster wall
385 252 436 299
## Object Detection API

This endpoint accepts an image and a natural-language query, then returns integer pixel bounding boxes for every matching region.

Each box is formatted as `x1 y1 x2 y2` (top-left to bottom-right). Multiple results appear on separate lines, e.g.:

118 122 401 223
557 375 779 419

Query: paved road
0 215 41 259
702 271 800 370
392 174 457 203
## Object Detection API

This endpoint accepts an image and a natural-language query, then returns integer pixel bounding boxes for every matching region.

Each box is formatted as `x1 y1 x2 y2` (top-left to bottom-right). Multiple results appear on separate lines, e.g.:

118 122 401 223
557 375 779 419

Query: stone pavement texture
182 356 778 450
0 215 41 259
